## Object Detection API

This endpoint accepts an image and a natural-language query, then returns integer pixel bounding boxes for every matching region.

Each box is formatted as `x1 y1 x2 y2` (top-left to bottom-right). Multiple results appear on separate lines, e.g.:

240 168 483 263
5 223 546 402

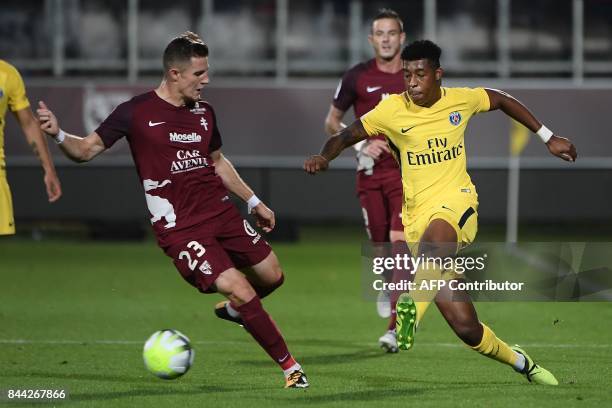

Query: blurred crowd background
3 0 612 80
2 0 612 239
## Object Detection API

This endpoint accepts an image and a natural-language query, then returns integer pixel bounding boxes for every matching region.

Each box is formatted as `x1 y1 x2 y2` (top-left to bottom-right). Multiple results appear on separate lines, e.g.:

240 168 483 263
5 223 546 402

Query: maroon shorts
357 168 404 242
163 208 272 293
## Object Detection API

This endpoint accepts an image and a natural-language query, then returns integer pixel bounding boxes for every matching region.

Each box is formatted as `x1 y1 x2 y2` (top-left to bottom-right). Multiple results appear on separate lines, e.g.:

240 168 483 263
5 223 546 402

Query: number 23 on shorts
178 240 212 275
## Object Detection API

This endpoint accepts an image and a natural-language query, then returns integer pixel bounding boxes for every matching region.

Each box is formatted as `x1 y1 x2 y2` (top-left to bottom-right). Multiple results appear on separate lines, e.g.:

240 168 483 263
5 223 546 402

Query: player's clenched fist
251 203 276 233
303 155 329 174
546 135 577 162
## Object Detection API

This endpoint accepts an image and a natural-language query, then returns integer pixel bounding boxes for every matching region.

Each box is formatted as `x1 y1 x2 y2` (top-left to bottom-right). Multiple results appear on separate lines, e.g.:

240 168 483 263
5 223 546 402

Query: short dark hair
163 31 209 71
401 40 441 69
372 8 404 33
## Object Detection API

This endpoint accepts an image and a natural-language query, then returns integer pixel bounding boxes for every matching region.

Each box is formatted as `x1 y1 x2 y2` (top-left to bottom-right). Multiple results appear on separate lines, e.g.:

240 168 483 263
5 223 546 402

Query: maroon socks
236 296 296 370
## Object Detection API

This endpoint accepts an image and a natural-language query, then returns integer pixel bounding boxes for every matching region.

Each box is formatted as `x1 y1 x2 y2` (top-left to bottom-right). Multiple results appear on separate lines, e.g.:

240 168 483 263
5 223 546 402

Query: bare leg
435 285 483 346
243 251 283 288
213 267 257 306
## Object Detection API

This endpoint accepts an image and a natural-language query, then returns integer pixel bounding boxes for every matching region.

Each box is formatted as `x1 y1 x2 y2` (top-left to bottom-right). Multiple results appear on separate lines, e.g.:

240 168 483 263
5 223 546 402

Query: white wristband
247 194 261 213
536 125 554 143
53 129 66 144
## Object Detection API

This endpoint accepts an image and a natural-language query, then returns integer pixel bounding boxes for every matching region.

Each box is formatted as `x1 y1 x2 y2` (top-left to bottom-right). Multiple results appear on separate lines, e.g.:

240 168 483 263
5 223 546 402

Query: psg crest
449 111 462 126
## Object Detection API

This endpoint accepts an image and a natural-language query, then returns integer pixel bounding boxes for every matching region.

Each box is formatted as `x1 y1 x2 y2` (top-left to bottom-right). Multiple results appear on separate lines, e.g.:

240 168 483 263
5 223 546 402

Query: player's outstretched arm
36 101 106 163
210 150 275 232
13 107 62 202
485 88 577 162
304 120 369 174
325 105 388 159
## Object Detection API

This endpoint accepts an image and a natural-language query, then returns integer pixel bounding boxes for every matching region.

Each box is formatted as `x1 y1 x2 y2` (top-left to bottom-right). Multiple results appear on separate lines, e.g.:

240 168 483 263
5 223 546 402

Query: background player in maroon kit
36 32 308 389
324 9 406 353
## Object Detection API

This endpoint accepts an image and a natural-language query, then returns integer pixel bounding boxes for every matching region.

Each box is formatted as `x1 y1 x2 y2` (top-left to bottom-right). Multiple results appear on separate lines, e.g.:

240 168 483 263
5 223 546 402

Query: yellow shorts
404 195 479 284
0 175 16 235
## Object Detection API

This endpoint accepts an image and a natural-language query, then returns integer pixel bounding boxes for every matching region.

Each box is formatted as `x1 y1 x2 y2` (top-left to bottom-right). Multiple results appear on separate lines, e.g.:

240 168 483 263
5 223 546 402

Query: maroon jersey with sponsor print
96 91 233 248
333 59 404 171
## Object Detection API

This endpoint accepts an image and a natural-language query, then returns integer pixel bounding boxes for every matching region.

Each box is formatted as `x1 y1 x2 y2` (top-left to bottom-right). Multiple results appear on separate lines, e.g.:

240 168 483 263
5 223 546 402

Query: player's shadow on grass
0 370 154 384
275 386 425 404
239 347 388 367
70 385 236 402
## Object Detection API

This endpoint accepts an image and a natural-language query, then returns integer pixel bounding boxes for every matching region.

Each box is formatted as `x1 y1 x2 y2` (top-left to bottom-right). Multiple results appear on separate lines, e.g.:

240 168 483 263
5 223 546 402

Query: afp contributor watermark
372 278 524 293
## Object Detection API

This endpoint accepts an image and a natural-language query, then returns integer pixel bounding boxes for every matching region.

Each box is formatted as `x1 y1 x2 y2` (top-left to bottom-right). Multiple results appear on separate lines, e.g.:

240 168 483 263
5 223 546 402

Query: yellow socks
415 301 431 325
472 323 519 367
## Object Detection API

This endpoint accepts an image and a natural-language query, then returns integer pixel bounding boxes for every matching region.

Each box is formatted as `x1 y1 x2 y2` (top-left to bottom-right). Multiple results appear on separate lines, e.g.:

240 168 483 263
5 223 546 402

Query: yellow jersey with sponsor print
0 60 31 171
361 87 490 219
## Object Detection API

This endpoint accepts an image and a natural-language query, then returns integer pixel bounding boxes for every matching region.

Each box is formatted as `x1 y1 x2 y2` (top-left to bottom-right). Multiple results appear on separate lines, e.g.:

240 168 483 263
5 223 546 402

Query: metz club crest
190 102 207 115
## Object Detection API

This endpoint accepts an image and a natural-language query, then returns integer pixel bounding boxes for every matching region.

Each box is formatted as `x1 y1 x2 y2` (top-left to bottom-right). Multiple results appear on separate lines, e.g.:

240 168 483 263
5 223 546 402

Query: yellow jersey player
0 60 62 235
305 40 577 385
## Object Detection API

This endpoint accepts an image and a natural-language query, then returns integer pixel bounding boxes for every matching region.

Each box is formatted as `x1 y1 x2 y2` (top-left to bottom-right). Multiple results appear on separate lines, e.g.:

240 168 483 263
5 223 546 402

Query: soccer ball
143 329 195 379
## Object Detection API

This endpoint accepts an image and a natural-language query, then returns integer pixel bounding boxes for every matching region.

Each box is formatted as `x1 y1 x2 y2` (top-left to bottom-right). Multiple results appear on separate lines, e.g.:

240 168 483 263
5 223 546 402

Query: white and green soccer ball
143 329 195 379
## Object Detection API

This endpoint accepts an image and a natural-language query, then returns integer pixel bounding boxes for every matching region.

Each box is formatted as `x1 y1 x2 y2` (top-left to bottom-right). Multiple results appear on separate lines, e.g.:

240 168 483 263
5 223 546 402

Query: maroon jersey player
324 9 406 353
37 32 308 389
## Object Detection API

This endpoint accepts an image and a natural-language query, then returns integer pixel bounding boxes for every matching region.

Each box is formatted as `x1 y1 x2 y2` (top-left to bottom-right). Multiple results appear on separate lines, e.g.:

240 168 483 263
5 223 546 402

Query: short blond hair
177 31 205 44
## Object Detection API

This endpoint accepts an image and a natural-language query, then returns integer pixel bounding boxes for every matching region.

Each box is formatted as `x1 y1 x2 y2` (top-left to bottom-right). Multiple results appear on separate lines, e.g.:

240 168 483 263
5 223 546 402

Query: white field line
0 339 611 348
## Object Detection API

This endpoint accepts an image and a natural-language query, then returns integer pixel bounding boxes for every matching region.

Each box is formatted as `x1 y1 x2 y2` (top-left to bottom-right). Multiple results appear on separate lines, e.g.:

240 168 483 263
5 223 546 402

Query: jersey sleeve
359 97 394 138
208 105 223 152
95 100 132 148
7 65 30 112
332 67 358 112
469 87 490 114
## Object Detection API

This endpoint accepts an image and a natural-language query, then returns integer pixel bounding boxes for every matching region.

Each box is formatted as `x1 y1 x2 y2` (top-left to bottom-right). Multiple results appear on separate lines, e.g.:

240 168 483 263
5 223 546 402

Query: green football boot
511 345 559 385
395 293 417 350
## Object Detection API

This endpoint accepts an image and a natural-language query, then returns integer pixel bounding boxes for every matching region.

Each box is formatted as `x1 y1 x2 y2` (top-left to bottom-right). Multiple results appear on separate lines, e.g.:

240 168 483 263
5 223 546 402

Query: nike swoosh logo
401 126 415 133
441 205 455 213
148 121 165 127
278 354 289 363
366 86 382 93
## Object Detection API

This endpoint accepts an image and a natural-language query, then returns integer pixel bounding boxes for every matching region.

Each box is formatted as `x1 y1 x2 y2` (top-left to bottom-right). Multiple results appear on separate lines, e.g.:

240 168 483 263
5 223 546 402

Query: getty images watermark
361 242 612 302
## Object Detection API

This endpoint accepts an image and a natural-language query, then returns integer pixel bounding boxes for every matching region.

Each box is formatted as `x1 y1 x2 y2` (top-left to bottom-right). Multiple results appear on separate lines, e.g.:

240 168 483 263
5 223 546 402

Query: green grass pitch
1 227 611 407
